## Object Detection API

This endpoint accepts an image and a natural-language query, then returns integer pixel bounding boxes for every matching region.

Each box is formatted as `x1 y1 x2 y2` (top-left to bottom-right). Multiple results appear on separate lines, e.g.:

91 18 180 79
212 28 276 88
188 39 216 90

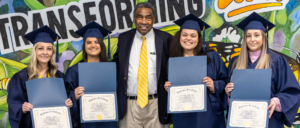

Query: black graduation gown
65 63 117 128
227 51 300 128
7 68 65 128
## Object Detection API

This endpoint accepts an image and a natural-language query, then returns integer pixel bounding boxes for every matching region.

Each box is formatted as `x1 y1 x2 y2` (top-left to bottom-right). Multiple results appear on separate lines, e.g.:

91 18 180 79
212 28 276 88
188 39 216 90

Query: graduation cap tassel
108 34 111 60
266 22 270 54
203 20 206 52
56 37 59 62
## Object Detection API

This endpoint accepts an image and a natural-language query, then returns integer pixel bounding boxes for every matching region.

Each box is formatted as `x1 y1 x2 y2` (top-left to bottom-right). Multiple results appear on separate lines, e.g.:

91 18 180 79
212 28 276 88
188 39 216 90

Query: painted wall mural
0 0 300 127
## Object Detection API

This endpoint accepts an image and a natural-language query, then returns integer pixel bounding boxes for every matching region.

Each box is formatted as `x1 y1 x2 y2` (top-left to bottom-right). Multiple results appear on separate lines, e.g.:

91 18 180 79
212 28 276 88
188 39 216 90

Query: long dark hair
169 29 212 63
82 37 108 62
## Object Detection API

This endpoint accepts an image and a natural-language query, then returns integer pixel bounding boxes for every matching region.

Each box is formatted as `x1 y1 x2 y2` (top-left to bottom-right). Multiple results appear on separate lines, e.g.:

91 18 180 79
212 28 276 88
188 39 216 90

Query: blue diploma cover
78 62 118 123
227 69 272 128
167 56 207 113
26 78 73 128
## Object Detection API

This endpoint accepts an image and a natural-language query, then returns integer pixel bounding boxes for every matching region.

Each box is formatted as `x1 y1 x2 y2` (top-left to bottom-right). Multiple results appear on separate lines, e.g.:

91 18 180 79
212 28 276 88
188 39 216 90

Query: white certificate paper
81 94 116 121
169 84 204 112
229 101 268 128
32 106 70 128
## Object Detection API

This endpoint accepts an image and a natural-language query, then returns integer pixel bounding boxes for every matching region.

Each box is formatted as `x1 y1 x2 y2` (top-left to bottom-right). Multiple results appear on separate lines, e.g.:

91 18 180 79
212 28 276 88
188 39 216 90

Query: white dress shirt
127 29 157 96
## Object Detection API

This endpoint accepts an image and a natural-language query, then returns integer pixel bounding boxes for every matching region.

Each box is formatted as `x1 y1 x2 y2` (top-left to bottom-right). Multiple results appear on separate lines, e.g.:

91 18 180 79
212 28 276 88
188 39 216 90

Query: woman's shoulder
269 51 287 64
206 51 221 59
14 68 28 78
55 70 65 78
65 63 79 75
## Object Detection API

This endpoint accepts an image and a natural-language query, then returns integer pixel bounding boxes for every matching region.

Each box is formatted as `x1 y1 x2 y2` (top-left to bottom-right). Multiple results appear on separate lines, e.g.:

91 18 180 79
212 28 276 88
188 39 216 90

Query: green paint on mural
276 9 287 26
54 0 80 6
7 116 11 128
0 91 7 98
205 28 214 42
220 36 232 43
0 91 8 112
160 25 180 32
20 56 31 64
0 4 8 15
0 57 27 80
136 0 148 3
22 48 32 54
24 0 46 10
69 51 82 67
288 6 300 33
54 42 69 54
104 38 118 60
205 6 223 29
0 111 6 121
268 11 276 49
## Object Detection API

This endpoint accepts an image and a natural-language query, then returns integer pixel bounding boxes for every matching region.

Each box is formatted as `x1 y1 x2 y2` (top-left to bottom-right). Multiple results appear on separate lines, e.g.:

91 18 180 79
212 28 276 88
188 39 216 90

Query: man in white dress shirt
112 2 172 128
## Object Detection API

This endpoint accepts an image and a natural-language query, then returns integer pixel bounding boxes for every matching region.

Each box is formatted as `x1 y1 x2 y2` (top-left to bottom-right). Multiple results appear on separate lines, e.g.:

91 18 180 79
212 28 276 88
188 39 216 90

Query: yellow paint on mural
234 48 241 52
228 3 282 17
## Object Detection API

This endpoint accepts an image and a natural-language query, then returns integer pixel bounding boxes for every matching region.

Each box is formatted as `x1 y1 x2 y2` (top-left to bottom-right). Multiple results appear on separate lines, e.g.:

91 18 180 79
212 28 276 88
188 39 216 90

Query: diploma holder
226 69 272 128
26 78 73 128
79 62 118 123
167 56 207 113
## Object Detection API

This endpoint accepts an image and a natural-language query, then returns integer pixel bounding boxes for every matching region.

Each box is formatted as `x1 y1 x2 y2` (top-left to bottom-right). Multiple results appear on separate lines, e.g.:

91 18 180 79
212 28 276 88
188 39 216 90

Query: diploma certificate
169 84 204 112
81 94 116 121
32 106 70 128
229 101 268 127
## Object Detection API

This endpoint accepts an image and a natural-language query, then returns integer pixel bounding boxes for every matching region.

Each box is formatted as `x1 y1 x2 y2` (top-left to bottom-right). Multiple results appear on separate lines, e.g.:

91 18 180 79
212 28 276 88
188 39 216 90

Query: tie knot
142 36 146 40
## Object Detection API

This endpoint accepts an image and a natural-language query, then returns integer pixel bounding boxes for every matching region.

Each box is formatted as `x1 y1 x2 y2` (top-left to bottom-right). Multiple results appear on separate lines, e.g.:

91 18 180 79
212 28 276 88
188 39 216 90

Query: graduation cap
23 25 61 62
236 12 275 53
75 21 113 60
174 13 210 52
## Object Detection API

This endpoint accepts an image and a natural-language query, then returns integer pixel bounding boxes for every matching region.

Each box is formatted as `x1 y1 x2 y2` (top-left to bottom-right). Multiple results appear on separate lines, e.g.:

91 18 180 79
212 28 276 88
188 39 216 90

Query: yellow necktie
137 36 148 108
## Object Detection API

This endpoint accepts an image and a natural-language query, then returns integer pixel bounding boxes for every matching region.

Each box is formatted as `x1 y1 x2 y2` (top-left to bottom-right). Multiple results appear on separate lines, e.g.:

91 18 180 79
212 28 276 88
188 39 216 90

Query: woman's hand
203 77 215 93
225 83 234 96
75 87 85 100
268 100 277 119
164 81 172 92
22 102 33 114
65 98 73 108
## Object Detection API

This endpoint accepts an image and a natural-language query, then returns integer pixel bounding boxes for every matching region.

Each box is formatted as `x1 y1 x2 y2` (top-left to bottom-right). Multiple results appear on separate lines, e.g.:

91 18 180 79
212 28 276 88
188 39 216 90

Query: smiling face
180 29 199 52
133 7 155 35
84 37 101 56
246 29 263 52
35 42 54 64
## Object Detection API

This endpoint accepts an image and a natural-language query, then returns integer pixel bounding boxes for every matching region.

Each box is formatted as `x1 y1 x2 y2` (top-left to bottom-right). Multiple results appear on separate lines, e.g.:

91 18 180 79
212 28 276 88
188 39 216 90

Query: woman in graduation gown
65 21 117 128
225 12 300 128
7 26 73 128
164 14 228 128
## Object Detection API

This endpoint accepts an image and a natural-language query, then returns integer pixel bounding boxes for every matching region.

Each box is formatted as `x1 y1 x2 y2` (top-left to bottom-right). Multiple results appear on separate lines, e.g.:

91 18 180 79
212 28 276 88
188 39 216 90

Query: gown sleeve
65 66 80 128
212 52 228 110
272 56 300 126
7 73 31 128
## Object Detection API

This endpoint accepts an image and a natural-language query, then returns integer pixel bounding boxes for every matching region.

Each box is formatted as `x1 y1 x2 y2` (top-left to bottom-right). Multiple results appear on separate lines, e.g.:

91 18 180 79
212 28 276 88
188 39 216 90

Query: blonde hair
27 42 58 80
232 30 271 70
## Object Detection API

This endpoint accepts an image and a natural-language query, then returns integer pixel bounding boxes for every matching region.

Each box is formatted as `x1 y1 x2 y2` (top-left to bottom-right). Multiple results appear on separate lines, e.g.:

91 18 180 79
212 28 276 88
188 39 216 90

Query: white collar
135 29 154 40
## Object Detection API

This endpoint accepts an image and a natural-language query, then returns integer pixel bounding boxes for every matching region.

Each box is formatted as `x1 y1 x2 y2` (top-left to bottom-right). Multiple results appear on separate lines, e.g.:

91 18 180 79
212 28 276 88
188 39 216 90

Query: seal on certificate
245 122 251 127
184 106 190 110
97 115 102 120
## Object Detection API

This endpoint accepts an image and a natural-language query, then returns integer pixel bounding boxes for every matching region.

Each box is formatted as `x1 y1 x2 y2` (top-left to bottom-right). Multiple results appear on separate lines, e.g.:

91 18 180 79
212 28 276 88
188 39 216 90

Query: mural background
0 0 300 127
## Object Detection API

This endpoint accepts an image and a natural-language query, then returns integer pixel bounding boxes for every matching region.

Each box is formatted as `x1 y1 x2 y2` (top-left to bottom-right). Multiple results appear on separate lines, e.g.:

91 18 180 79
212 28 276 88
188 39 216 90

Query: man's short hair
133 2 155 16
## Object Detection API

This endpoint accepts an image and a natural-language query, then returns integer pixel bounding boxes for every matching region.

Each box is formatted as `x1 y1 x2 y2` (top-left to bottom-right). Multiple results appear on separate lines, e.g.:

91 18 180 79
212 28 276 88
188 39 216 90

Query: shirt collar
135 29 154 40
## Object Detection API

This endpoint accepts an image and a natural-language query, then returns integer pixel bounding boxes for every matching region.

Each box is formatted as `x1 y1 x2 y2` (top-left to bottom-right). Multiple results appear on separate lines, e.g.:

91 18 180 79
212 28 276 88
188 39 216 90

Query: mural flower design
270 30 286 52
212 27 241 43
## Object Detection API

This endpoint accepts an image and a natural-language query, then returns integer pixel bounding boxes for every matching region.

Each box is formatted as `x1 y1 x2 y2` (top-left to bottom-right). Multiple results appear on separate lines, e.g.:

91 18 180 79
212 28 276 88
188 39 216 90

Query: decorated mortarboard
236 12 275 53
174 13 210 52
23 25 61 62
75 21 113 60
